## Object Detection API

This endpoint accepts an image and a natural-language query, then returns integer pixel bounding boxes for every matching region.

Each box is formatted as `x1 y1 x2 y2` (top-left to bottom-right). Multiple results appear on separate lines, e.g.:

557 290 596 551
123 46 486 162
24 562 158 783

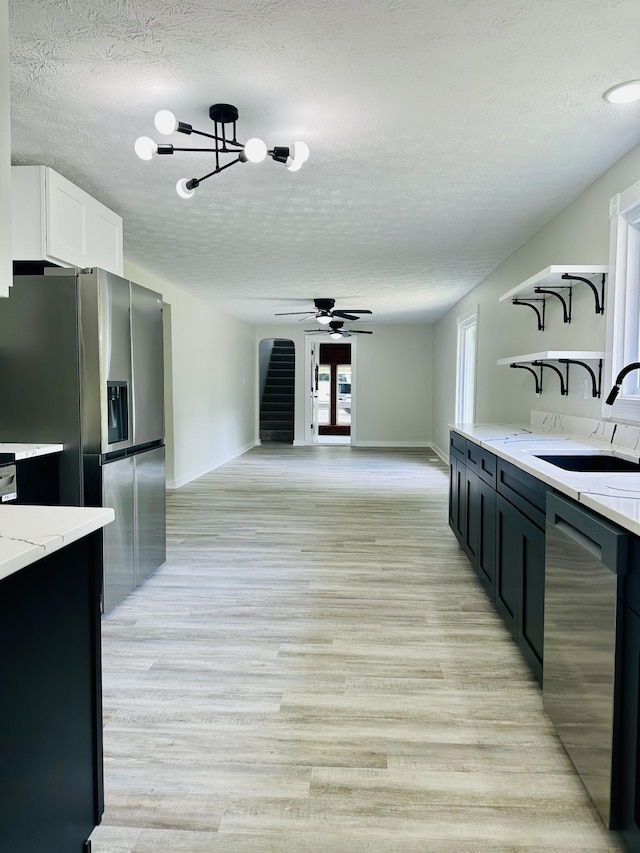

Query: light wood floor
90 445 624 852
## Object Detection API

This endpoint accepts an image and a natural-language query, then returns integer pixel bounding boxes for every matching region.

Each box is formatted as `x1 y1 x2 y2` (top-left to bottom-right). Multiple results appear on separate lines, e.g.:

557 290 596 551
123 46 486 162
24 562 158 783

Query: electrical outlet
579 378 589 399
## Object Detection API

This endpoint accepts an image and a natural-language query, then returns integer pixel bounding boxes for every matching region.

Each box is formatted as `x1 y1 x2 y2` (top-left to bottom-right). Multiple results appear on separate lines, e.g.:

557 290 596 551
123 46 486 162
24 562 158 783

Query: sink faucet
605 362 640 404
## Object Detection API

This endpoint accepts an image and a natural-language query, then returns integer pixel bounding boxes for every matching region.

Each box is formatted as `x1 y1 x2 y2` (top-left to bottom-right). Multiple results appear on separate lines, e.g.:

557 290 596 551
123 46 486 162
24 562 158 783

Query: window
605 177 640 421
455 305 478 424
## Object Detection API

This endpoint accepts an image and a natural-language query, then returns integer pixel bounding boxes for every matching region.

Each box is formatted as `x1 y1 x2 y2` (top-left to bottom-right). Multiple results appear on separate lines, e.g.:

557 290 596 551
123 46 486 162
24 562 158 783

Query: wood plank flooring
90 445 624 852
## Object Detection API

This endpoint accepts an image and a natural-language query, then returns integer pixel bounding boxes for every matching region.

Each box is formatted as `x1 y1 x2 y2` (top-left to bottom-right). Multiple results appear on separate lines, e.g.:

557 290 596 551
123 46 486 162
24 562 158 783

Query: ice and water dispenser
107 381 129 445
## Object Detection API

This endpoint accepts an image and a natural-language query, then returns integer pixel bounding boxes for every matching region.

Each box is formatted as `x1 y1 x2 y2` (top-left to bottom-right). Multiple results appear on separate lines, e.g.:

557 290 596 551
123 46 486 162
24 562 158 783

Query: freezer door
134 446 166 585
101 455 135 613
131 282 164 446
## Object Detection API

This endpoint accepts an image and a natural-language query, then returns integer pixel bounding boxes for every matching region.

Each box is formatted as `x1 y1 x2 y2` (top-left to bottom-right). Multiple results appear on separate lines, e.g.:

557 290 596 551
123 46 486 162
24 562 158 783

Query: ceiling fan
305 320 373 339
274 298 373 324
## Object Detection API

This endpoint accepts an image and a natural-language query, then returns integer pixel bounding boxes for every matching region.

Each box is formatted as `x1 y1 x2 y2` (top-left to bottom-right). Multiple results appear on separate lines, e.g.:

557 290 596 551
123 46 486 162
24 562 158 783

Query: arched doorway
259 338 295 443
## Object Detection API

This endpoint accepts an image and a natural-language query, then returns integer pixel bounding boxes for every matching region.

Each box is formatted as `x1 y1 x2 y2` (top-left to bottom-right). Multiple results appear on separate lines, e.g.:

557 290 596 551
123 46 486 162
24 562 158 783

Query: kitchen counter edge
0 504 114 582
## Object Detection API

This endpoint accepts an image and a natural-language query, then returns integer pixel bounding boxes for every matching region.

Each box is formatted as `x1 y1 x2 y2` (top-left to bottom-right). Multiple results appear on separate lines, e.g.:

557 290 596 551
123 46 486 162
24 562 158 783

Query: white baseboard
292 439 307 446
431 442 448 463
166 439 259 489
352 441 432 448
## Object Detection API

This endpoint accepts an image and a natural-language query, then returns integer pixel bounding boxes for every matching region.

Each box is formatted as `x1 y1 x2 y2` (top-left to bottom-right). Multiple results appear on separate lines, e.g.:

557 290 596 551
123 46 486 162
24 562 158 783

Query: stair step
260 429 294 443
267 376 294 385
261 402 292 411
260 417 294 428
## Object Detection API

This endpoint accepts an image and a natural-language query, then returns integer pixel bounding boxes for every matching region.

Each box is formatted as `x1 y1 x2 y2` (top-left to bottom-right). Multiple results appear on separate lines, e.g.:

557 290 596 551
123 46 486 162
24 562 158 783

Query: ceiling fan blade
337 309 372 315
297 313 319 321
304 329 323 332
332 311 360 321
350 330 373 334
274 310 318 316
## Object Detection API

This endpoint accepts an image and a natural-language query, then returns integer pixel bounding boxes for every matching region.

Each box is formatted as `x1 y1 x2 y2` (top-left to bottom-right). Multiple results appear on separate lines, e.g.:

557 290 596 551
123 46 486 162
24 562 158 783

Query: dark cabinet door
517 511 545 682
495 493 544 683
465 467 496 601
495 494 520 641
620 606 640 848
448 453 465 545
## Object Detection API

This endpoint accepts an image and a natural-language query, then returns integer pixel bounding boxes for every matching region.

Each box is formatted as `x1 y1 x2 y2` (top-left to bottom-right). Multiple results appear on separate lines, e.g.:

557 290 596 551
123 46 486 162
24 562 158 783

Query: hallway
90 446 622 852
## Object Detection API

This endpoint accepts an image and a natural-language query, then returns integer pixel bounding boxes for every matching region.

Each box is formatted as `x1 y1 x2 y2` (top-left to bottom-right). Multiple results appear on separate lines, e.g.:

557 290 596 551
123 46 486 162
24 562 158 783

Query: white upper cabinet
0 0 11 297
12 165 124 275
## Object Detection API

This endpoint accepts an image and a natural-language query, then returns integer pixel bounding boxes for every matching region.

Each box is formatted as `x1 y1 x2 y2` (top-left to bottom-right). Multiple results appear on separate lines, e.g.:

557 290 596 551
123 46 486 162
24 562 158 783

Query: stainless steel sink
534 453 640 472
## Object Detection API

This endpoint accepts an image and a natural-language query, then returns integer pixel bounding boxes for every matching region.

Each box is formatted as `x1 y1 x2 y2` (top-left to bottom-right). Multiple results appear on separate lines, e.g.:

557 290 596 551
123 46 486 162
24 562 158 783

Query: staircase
260 340 295 443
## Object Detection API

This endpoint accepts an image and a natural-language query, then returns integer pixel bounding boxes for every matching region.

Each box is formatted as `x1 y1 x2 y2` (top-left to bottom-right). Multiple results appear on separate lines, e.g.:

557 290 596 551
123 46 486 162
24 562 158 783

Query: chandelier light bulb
134 136 158 161
154 109 178 134
603 81 640 104
243 137 267 163
317 315 331 325
286 140 310 172
176 178 195 199
330 331 342 340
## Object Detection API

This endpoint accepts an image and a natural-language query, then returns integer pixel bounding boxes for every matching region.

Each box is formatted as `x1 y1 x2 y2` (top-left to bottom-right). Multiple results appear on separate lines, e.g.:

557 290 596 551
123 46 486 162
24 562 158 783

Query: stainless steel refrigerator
0 268 166 612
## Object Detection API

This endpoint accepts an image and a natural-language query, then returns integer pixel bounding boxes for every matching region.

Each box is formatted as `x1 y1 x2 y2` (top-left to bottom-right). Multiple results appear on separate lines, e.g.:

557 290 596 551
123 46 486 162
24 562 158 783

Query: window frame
605 177 640 421
455 305 479 424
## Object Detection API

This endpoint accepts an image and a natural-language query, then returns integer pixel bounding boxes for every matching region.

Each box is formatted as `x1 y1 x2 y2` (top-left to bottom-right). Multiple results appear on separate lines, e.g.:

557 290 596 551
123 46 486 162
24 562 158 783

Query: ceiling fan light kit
304 319 373 339
134 103 310 197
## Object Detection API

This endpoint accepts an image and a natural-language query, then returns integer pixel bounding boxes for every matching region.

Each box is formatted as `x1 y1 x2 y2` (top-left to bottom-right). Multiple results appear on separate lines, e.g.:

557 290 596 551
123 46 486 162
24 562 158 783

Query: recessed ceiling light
603 80 640 104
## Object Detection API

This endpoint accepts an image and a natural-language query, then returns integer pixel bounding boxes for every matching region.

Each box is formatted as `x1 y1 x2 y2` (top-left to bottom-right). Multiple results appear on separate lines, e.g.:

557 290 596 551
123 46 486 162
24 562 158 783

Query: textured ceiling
8 0 640 324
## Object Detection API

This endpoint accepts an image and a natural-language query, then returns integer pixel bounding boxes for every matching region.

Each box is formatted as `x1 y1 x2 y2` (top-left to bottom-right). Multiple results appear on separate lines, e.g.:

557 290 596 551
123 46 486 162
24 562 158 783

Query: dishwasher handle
554 519 602 562
547 492 629 575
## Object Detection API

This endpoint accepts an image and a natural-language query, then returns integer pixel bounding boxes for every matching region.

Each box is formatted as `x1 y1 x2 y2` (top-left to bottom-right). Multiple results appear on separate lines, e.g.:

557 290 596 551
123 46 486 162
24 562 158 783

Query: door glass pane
318 365 330 425
337 365 352 425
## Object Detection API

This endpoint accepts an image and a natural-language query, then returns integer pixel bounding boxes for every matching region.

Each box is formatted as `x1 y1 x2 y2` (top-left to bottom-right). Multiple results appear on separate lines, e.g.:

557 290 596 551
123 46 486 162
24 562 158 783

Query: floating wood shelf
499 266 608 328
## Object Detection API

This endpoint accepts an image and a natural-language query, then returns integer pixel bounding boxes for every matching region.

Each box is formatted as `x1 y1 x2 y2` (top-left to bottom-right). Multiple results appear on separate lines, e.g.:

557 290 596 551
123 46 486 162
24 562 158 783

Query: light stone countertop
0 443 64 462
450 422 640 536
0 504 114 582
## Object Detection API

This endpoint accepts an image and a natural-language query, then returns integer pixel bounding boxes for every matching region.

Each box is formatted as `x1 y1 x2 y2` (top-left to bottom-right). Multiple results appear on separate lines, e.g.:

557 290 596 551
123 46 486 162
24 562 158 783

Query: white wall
125 262 257 488
432 141 640 459
255 323 434 446
0 0 11 296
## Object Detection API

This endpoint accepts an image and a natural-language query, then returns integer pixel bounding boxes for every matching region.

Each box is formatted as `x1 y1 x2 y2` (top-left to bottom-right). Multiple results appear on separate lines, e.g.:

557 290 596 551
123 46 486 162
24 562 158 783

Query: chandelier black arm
188 156 243 188
164 146 243 154
181 126 244 148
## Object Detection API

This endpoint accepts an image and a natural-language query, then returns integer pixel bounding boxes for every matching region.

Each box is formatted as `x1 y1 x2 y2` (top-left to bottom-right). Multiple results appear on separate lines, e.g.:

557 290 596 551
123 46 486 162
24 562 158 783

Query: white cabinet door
0 0 11 297
11 165 124 276
46 168 124 275
87 202 124 275
45 168 89 269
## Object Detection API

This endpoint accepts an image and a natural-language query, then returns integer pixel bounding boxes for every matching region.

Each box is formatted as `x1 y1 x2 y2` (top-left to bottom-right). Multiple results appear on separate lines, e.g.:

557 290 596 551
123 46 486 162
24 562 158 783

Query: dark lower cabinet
14 453 60 504
620 606 640 849
448 452 465 545
0 536 103 853
465 467 496 600
449 432 545 684
495 493 544 683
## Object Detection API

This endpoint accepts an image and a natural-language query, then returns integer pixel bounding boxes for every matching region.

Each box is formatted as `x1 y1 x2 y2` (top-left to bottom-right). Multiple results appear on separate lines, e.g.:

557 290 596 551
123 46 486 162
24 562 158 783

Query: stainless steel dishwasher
544 492 629 827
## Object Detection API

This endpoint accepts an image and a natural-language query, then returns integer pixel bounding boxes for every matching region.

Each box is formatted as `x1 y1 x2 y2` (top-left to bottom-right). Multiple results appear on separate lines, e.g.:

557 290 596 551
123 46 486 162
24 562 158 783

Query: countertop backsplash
530 409 640 452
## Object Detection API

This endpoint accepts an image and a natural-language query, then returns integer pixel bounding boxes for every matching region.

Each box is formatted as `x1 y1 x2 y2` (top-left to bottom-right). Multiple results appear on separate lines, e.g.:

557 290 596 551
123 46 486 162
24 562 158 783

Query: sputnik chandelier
134 103 310 198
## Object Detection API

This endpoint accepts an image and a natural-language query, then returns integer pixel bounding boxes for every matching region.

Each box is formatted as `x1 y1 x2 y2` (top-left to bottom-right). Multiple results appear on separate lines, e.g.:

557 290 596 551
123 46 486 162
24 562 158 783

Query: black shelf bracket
510 363 542 395
532 360 568 395
512 298 546 331
534 286 572 324
558 358 603 398
561 273 606 315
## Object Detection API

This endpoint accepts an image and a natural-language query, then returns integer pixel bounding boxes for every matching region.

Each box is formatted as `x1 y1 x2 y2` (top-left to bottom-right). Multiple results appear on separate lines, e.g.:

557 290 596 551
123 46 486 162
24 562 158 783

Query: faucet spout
606 362 640 405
